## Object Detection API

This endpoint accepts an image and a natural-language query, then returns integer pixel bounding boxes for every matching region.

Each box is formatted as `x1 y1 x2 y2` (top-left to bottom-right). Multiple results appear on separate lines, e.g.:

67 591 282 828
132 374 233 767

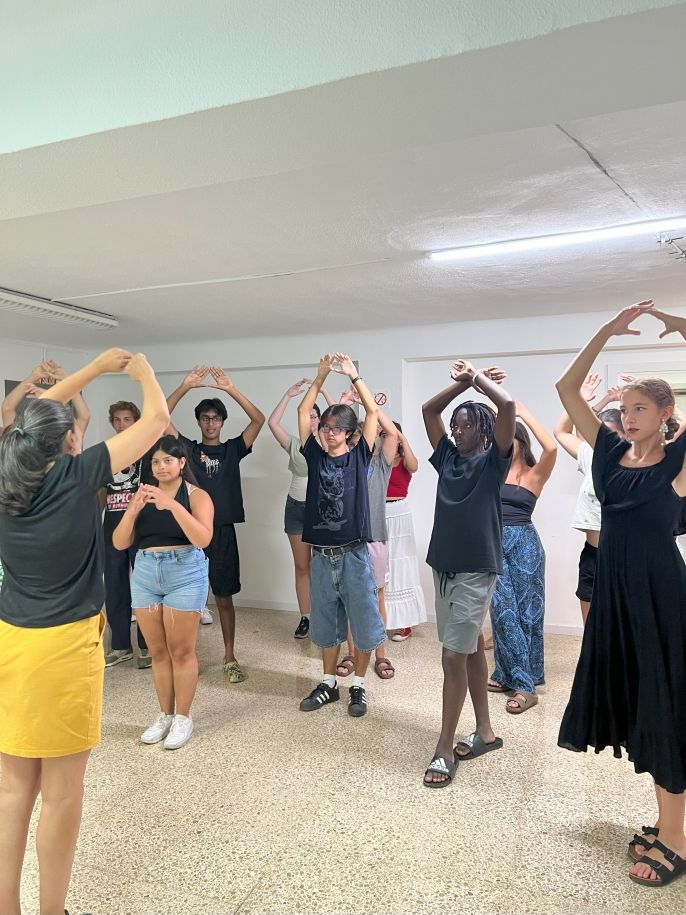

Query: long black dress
558 423 686 794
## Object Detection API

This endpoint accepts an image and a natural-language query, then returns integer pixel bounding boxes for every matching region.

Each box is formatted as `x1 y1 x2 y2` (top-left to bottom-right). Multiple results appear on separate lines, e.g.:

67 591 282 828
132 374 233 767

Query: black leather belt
313 540 362 557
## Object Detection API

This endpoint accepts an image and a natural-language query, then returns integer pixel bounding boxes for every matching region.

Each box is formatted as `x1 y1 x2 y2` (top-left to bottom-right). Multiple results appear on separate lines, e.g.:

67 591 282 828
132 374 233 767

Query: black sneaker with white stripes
294 615 310 639
299 682 340 711
347 685 368 717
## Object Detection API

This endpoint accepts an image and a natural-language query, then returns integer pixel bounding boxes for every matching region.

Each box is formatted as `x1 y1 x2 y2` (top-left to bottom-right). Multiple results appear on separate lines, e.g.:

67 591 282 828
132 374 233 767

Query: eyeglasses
320 424 345 434
199 415 222 423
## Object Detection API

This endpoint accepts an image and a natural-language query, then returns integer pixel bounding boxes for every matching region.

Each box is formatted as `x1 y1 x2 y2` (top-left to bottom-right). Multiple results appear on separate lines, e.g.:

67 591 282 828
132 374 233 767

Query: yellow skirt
0 612 105 758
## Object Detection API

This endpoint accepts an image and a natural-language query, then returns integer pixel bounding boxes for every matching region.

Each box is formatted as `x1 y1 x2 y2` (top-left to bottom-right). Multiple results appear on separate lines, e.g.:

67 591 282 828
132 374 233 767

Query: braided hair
449 401 496 452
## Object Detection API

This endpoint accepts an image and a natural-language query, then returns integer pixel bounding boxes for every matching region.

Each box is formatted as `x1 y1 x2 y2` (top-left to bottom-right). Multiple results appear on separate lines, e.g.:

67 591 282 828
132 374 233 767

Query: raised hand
605 301 653 337
125 353 155 382
479 365 507 385
619 373 637 385
286 379 310 398
332 353 357 378
94 348 133 374
580 372 602 402
317 354 335 378
338 388 356 406
604 385 622 402
209 367 234 391
649 309 686 339
450 359 476 381
182 365 210 388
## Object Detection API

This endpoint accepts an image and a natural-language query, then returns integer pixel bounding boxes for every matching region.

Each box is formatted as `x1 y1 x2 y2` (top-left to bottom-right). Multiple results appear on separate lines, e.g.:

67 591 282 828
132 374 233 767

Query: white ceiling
1 4 685 348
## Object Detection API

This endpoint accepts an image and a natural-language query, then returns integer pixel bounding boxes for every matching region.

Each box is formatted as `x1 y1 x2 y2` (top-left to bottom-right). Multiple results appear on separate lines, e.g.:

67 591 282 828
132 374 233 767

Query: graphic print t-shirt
103 460 142 542
179 433 251 527
301 435 372 547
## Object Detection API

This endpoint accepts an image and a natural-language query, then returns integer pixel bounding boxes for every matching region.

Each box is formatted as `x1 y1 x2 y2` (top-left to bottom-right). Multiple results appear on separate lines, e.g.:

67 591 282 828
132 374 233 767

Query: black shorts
204 524 241 597
575 542 598 603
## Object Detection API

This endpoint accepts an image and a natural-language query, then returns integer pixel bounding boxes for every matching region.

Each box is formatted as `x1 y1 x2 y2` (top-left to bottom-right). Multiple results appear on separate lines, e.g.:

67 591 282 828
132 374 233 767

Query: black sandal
454 732 504 760
423 754 457 789
628 826 659 863
629 839 686 887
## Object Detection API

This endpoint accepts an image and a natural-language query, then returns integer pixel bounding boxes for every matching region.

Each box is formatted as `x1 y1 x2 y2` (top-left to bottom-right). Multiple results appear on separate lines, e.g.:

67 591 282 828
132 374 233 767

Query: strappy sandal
423 754 457 789
506 692 538 714
223 661 247 683
336 655 355 677
628 826 659 863
629 839 686 887
374 657 395 680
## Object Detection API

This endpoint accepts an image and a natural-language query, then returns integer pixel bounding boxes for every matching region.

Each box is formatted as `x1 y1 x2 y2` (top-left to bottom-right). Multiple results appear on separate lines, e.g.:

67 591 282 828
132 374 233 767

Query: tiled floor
16 608 686 914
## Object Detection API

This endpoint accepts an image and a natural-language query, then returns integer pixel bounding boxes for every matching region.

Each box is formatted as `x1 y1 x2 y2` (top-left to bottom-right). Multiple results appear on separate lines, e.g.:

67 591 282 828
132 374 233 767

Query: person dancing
113 436 213 749
267 378 335 639
0 349 168 915
422 361 514 787
487 402 556 713
557 301 686 888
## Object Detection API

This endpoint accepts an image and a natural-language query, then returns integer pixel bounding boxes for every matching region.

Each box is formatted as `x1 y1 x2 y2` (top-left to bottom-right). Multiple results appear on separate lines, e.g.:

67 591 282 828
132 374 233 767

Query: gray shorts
432 569 497 654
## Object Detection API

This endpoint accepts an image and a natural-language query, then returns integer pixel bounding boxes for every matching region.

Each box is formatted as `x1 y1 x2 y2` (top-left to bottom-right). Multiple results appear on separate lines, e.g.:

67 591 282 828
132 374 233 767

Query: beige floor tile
10 608 686 914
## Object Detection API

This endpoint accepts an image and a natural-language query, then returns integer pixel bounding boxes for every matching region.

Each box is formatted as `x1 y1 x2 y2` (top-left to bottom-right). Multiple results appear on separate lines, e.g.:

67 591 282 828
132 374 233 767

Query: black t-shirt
426 435 512 574
0 442 113 628
300 435 372 547
179 433 251 527
102 459 142 542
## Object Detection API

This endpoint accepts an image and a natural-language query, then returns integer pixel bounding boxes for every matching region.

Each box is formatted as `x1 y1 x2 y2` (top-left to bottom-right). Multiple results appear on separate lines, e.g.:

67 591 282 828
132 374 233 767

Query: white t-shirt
283 434 308 502
571 441 601 531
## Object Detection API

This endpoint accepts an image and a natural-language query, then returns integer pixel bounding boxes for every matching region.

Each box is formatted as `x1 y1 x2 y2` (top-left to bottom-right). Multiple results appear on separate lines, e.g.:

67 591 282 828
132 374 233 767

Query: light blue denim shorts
130 547 209 612
309 542 386 652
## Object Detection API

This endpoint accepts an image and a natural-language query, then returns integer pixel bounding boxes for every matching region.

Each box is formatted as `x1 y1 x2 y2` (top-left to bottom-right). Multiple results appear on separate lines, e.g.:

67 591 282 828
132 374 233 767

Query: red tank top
386 462 412 499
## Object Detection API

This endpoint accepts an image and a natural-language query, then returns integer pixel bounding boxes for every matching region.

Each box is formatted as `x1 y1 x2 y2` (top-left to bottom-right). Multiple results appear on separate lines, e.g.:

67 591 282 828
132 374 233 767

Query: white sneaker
200 606 213 625
140 713 174 744
163 715 194 750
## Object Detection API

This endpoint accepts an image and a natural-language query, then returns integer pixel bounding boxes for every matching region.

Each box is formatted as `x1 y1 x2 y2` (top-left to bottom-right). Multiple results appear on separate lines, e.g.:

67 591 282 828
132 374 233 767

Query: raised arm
37 349 130 407
554 372 602 458
268 380 309 448
398 430 419 473
515 402 557 485
105 355 170 474
333 353 378 449
299 356 333 445
2 360 55 426
471 365 515 457
165 365 210 436
320 384 336 407
209 367 265 448
377 409 399 464
556 302 653 448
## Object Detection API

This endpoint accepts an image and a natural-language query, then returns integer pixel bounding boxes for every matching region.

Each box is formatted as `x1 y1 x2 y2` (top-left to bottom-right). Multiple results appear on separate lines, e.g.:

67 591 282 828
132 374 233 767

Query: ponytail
0 400 74 516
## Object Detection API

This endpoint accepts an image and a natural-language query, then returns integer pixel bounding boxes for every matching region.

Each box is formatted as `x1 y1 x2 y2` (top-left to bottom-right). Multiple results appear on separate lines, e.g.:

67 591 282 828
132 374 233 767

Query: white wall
11 309 686 634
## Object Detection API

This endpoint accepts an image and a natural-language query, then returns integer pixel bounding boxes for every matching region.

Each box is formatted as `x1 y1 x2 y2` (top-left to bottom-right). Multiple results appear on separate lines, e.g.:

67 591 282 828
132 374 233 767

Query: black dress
558 423 686 793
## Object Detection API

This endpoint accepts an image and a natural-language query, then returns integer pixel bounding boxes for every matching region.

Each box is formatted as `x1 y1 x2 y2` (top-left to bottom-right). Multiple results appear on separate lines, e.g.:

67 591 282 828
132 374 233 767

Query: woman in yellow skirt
0 349 169 915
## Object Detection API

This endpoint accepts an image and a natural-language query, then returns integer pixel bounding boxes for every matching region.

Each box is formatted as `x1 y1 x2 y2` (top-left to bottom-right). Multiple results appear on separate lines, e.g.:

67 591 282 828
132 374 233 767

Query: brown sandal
506 692 538 714
374 657 395 680
336 655 355 677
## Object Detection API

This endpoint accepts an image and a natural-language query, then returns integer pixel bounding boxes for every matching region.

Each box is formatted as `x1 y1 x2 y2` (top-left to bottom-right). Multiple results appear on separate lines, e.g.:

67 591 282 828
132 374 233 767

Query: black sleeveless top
501 483 537 526
135 482 193 550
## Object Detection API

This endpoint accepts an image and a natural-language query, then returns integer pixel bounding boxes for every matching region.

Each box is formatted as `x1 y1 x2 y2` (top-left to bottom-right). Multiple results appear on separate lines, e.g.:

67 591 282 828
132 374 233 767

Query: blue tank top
501 483 537 526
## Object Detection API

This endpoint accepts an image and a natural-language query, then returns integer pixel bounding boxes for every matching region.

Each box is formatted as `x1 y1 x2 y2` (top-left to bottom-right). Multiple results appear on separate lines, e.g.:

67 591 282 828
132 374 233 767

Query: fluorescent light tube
428 217 686 262
0 289 118 329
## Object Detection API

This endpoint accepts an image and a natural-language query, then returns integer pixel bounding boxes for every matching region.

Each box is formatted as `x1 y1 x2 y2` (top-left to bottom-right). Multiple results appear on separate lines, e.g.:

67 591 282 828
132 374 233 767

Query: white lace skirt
385 500 427 629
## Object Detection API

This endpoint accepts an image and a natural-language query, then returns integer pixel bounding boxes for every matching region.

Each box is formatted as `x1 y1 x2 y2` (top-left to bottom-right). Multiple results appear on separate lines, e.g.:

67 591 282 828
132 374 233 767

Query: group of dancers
1 301 686 914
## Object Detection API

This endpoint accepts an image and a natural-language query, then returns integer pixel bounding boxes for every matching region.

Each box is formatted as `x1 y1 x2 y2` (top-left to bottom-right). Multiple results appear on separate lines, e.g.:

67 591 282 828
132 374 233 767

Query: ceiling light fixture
428 216 686 262
0 288 118 329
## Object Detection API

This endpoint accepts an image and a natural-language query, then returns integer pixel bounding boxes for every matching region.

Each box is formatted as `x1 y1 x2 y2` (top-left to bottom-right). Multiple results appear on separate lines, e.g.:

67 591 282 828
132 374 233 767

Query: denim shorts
284 496 306 535
130 547 209 612
309 543 386 652
432 569 497 654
